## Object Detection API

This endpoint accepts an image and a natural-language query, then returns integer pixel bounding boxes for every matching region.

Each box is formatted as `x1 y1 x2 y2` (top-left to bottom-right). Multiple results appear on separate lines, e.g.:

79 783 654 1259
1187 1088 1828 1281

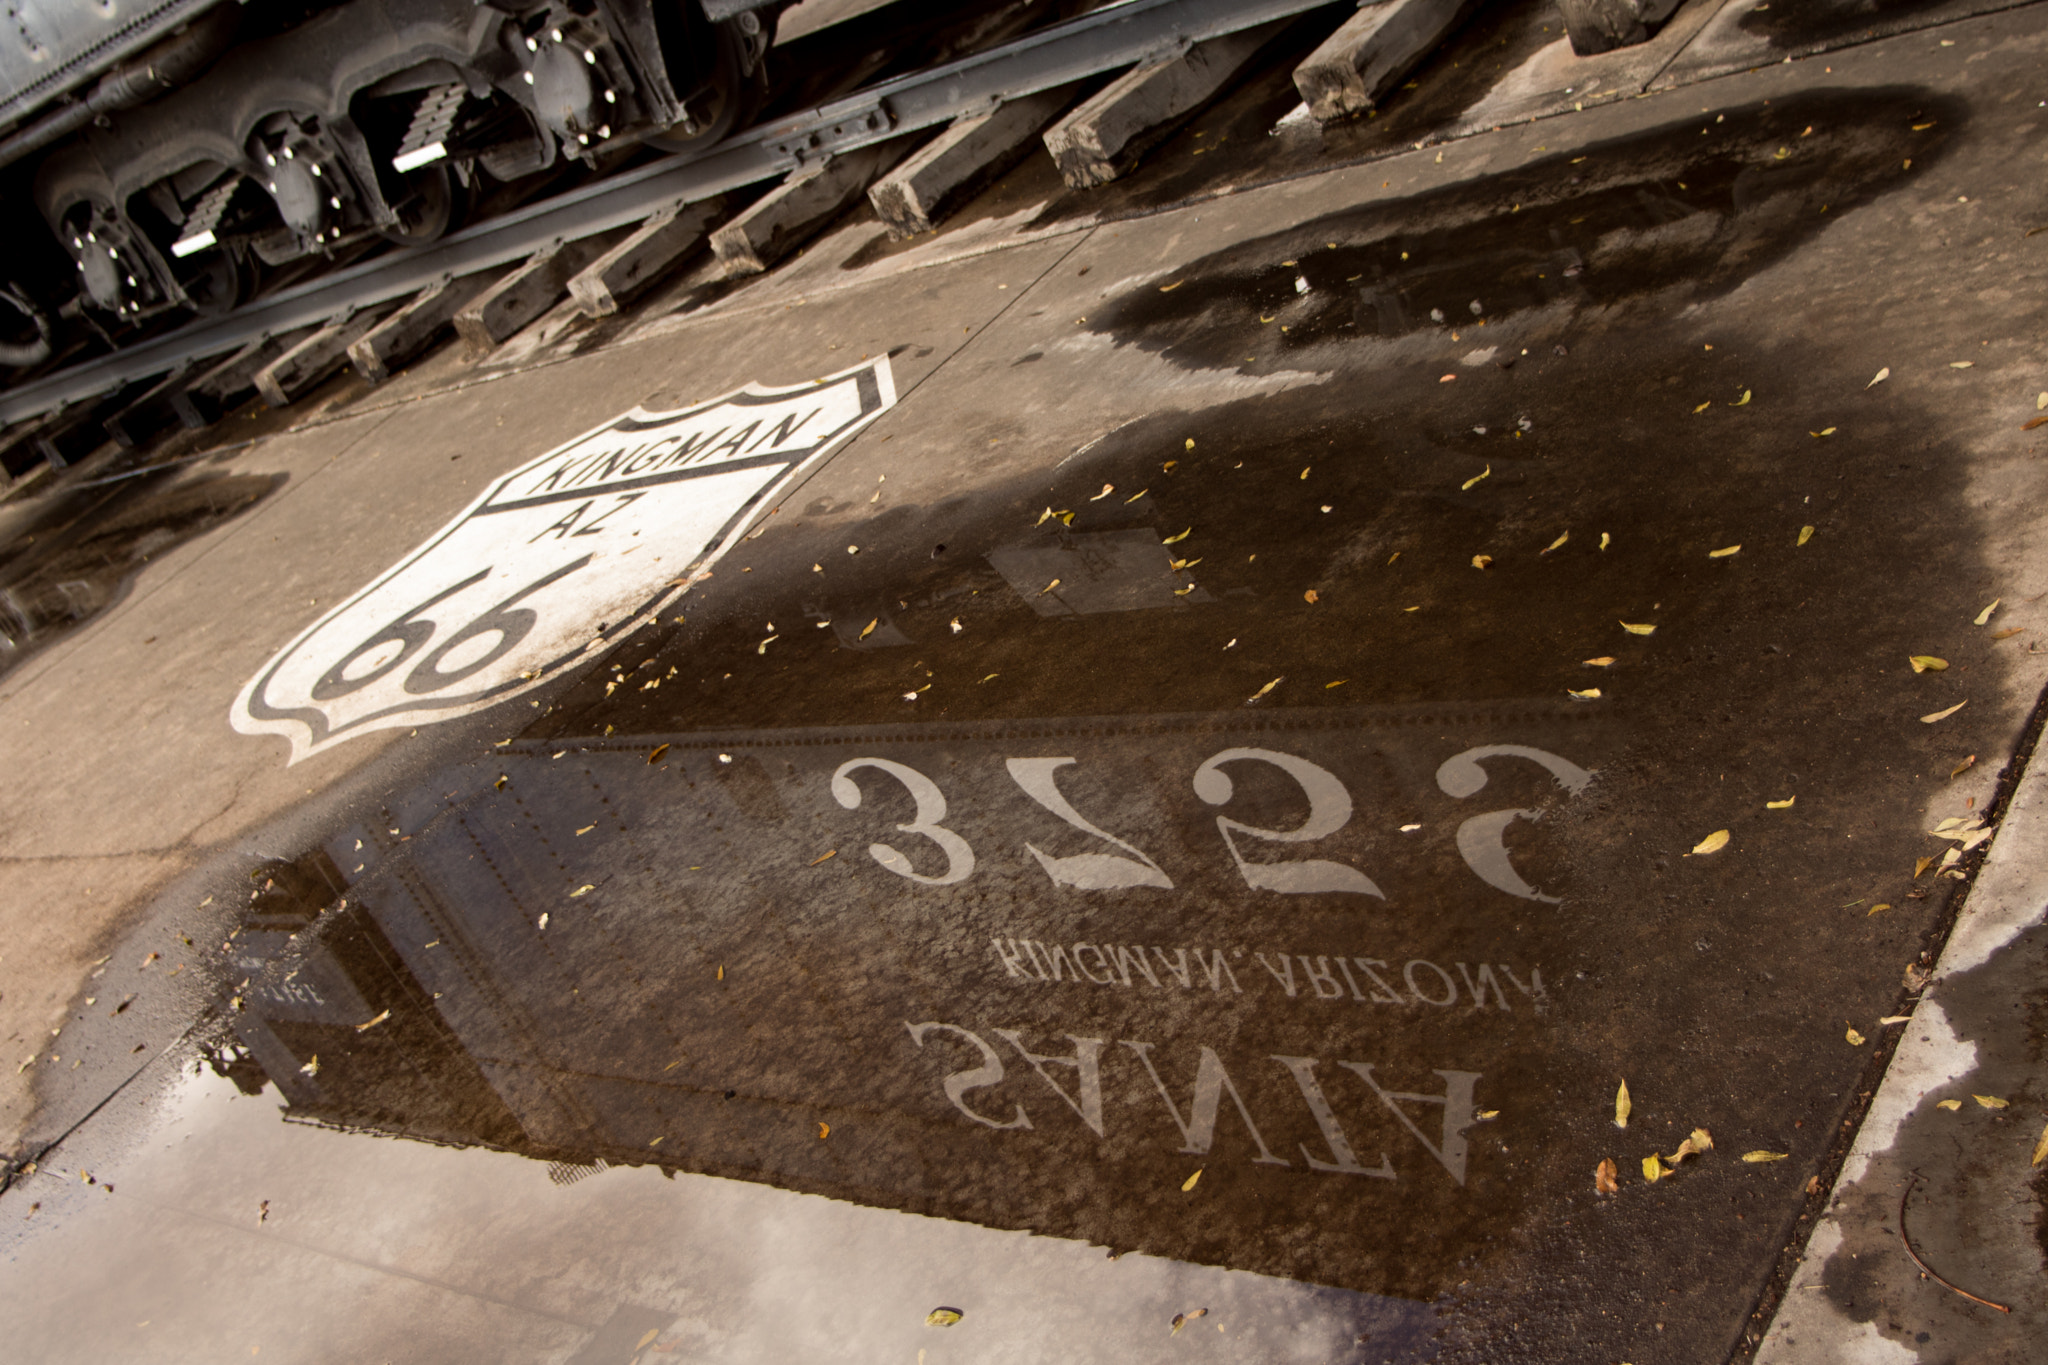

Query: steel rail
0 0 1346 427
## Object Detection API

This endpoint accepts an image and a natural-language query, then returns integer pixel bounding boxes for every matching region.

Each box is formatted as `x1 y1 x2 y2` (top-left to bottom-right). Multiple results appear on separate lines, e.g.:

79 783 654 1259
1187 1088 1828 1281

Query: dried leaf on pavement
1798 525 1815 545
925 1309 963 1328
1709 545 1741 558
1541 531 1570 554
859 618 878 640
1621 621 1657 635
1643 1155 1672 1183
1992 627 2025 640
647 743 670 764
1767 797 1795 809
1463 465 1491 490
1163 527 1192 544
1585 656 1615 667
1936 1099 1962 1111
1170 1308 1209 1335
1732 390 1752 406
1304 590 1320 604
1743 1151 1789 1163
1247 677 1282 705
1909 656 1948 673
1692 829 1730 855
354 1009 391 1033
2032 1123 2048 1167
1866 903 1891 917
1182 1168 1203 1192
1973 1094 2009 1109
1615 1079 1632 1129
1974 599 2001 625
1921 701 1967 724
1846 1027 1866 1045
1950 755 1976 780
1595 1158 1620 1193
1567 688 1602 700
1867 367 1890 388
1472 554 1492 569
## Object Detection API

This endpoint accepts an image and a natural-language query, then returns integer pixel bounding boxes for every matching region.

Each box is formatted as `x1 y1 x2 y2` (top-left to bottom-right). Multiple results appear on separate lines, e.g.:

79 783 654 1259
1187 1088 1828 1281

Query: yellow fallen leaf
1743 1151 1789 1163
570 884 595 897
1921 701 1967 723
2040 392 2048 410
1950 755 1976 780
636 1329 661 1352
1766 797 1795 809
1300 467 1311 480
1595 1158 1620 1193
1992 626 2025 640
1159 280 1183 292
1909 655 1948 672
1125 488 1148 503
1880 1015 1911 1025
1164 460 1178 473
1303 589 1320 604
2032 1122 2048 1167
1867 367 1890 388
818 1122 830 1139
1621 621 1656 635
1472 554 1493 569
1615 1079 1631 1129
1914 855 1936 877
1182 1168 1203 1192
1974 599 2000 625
1798 525 1815 545
1732 390 1752 406
859 618 878 640
1567 688 1602 700
1090 483 1114 501
1462 465 1491 490
1866 903 1890 916
1174 583 1197 597
1040 579 1060 595
756 635 778 654
925 1309 963 1328
1692 829 1730 855
1974 1094 2009 1109
1248 677 1282 704
1708 544 1741 558
1325 679 1347 689
1035 507 1054 526
576 824 595 835
1541 531 1570 554
1599 532 1611 550
1950 360 1973 369
355 1009 391 1033
1689 1127 1714 1152
979 673 999 683
716 964 724 980
1936 1099 1962 1111
1585 656 1616 667
1163 527 1192 544
1846 1027 1866 1045
808 849 837 866
1693 401 1713 414
1643 1154 1671 1183
1810 427 1836 437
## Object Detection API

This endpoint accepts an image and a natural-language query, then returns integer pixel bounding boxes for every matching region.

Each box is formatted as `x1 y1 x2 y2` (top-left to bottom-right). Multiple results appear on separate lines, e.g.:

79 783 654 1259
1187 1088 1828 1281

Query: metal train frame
0 0 783 367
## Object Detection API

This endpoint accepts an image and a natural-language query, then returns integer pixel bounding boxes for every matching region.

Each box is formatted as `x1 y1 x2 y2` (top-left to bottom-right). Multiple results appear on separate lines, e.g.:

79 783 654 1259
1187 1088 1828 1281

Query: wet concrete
0 468 280 677
6 4 2048 1363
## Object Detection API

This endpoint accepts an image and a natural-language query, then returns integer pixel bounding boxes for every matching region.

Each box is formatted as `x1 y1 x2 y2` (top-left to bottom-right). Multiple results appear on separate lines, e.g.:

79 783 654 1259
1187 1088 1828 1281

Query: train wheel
0 285 52 370
645 22 762 153
376 163 466 248
181 247 255 320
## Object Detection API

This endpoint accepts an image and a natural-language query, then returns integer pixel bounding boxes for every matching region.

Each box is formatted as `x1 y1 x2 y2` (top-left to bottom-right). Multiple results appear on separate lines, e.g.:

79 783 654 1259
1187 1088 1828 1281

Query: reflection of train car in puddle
0 0 781 368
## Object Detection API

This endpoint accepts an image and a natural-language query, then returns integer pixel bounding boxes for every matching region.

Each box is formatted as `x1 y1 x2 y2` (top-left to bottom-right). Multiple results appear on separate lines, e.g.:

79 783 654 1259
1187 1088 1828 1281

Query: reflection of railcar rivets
597 125 609 139
604 89 615 103
522 71 534 85
310 164 321 177
282 146 294 159
330 197 341 209
525 36 538 51
550 27 562 41
583 49 596 65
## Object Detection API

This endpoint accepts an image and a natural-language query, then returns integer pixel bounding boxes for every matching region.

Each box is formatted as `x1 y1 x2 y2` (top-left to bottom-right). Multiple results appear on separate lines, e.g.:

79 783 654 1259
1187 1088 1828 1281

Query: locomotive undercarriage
10 0 776 347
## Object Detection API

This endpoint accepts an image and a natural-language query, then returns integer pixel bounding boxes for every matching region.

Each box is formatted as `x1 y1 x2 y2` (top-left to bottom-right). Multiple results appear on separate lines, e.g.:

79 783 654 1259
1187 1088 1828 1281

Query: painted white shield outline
233 356 896 762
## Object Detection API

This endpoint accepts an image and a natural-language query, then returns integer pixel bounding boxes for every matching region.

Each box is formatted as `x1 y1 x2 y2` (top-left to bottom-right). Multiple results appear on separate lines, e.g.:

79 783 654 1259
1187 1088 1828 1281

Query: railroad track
0 0 1506 482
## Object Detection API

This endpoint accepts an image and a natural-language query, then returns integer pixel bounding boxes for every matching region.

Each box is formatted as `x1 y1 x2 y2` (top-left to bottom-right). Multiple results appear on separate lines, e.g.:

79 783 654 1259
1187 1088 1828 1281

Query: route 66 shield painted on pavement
232 357 896 763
